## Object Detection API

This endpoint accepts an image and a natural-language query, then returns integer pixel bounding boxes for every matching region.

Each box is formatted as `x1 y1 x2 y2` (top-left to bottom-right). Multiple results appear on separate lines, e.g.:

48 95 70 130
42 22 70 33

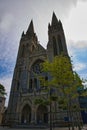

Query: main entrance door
21 104 31 124
37 105 48 124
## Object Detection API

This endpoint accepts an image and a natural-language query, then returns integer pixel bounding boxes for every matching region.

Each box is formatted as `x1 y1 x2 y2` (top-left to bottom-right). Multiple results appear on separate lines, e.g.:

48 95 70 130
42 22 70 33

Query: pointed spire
59 20 62 26
26 20 34 35
51 12 58 26
21 31 25 37
48 23 51 29
58 19 63 31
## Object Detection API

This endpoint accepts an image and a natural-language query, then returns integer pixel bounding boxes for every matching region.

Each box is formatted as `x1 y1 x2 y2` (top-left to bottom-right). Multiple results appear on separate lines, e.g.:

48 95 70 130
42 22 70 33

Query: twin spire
25 12 62 37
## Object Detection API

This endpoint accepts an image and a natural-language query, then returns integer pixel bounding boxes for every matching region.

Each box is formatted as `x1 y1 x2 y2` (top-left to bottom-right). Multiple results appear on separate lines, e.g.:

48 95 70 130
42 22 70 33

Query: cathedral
6 12 79 127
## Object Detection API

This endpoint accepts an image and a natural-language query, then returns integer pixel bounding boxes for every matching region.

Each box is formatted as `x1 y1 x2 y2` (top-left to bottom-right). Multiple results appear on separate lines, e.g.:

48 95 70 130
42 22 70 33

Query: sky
0 0 87 106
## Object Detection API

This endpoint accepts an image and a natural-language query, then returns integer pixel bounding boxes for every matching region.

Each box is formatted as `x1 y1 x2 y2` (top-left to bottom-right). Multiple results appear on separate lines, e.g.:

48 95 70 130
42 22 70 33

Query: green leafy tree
42 55 84 129
35 54 84 130
0 84 6 96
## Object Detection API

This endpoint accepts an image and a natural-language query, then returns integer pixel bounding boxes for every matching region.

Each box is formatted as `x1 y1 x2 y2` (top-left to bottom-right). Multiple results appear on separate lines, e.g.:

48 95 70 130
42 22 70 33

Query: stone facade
6 12 80 127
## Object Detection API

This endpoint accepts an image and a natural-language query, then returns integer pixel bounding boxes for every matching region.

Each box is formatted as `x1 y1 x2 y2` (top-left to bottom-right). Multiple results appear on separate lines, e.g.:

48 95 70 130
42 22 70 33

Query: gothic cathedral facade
6 12 69 126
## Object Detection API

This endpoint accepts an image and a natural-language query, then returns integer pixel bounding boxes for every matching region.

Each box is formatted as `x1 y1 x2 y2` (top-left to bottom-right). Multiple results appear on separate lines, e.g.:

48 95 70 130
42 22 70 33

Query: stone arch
18 99 32 123
36 105 48 124
28 57 45 71
29 59 45 91
21 104 31 124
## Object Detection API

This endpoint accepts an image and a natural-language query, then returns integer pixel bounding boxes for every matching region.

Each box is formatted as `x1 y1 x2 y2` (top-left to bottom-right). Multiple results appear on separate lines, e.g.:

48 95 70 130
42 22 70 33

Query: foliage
0 84 6 96
35 55 85 105
41 55 84 98
34 98 50 105
34 54 85 130
34 54 87 130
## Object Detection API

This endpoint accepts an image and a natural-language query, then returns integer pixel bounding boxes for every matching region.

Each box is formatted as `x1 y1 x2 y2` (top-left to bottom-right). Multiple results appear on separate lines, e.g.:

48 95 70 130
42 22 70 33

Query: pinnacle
51 12 59 26
26 20 34 35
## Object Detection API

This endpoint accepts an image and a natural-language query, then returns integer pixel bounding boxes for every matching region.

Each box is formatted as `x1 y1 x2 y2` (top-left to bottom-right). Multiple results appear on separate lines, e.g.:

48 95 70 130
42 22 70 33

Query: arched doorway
37 105 48 124
21 104 31 124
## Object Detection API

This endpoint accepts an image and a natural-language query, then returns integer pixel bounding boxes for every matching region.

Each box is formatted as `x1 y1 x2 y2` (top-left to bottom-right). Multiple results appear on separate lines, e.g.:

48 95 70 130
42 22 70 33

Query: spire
58 19 63 30
51 12 58 26
26 20 34 35
21 31 25 37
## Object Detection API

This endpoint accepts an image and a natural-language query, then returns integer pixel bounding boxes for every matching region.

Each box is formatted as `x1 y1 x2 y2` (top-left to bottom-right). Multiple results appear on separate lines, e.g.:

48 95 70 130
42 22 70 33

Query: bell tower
47 12 68 60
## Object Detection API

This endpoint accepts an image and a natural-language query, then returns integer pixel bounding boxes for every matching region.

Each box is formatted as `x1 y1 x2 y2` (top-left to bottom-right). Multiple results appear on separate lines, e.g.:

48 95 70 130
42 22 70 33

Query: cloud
0 0 86 46
73 62 87 71
74 40 87 49
67 40 87 80
67 40 87 68
68 40 87 49
0 35 17 61
80 0 87 2
0 32 17 82
0 0 85 31
0 13 14 32
73 60 87 80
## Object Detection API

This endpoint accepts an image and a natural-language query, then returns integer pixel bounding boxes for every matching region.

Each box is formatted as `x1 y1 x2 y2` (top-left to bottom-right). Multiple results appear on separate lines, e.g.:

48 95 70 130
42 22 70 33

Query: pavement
82 125 87 130
0 125 87 130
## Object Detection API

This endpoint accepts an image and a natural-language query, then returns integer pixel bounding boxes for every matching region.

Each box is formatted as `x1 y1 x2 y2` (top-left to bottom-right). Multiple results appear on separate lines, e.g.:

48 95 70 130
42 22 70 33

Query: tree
0 84 6 96
35 54 84 130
